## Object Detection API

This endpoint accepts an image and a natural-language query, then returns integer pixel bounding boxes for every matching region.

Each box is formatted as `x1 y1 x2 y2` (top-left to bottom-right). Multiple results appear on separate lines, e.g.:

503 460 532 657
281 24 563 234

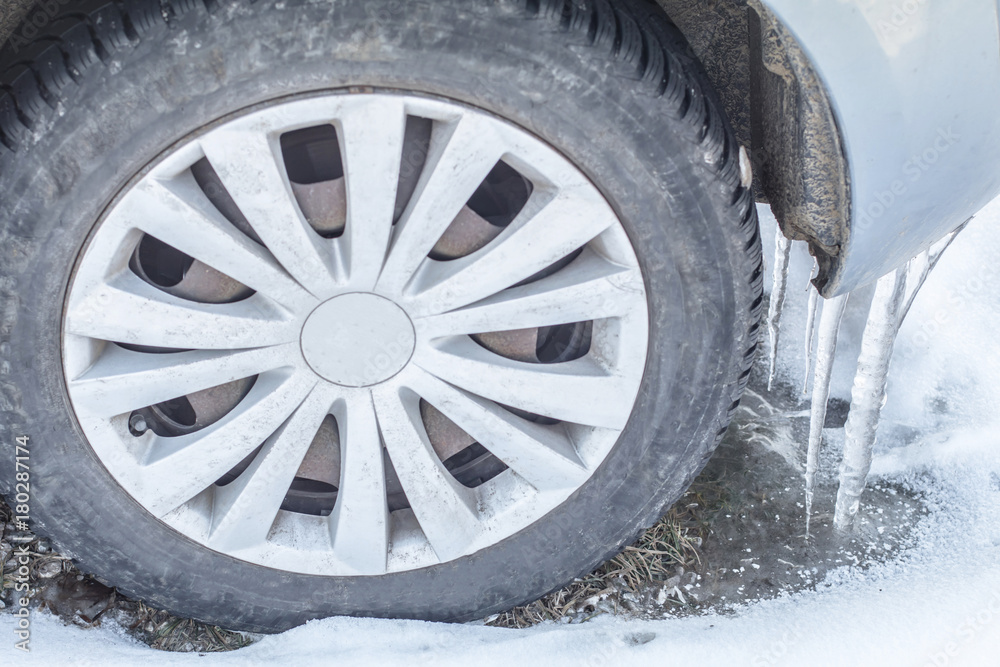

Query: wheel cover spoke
63 92 650 576
414 337 633 429
210 383 339 552
405 367 588 491
338 97 407 291
328 391 391 574
375 113 504 298
415 248 644 337
402 189 619 317
200 127 343 298
68 344 298 418
66 271 299 351
139 371 317 517
122 176 315 310
373 384 481 561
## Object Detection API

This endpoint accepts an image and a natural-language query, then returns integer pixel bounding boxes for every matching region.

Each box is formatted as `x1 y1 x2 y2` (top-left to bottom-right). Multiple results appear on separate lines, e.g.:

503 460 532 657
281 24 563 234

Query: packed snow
3 202 999 666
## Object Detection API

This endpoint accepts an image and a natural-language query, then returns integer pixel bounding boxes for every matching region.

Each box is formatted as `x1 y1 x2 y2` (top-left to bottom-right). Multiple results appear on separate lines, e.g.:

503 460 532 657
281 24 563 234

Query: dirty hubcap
62 92 650 575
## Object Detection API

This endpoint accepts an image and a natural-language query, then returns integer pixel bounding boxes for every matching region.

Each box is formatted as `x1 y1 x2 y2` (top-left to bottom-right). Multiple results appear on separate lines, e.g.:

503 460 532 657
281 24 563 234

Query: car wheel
0 0 762 631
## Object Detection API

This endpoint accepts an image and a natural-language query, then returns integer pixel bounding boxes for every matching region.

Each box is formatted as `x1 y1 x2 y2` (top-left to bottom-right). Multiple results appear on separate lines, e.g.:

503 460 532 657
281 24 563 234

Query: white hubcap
62 92 650 576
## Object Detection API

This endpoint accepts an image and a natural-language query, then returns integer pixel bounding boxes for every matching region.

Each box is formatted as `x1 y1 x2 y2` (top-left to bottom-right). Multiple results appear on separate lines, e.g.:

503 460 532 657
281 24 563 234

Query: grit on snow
3 202 1000 666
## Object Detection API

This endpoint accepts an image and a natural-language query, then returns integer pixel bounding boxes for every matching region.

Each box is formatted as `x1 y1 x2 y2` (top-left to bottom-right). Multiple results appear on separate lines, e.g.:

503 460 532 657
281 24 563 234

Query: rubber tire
0 0 762 632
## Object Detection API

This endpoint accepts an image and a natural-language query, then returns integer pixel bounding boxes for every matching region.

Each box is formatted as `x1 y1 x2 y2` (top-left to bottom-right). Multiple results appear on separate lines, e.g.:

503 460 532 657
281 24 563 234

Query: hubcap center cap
300 293 415 387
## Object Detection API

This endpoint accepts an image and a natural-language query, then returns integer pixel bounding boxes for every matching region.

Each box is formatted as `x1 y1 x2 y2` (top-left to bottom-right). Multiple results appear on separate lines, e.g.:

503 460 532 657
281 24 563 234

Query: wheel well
0 0 850 292
653 0 850 293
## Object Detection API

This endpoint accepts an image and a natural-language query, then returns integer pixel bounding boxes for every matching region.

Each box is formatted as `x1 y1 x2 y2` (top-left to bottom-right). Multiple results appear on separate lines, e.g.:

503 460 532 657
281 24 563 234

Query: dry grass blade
485 499 710 629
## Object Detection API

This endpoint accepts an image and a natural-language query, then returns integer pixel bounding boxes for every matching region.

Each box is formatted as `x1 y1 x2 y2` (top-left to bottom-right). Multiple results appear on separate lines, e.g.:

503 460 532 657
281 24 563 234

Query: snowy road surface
2 202 999 666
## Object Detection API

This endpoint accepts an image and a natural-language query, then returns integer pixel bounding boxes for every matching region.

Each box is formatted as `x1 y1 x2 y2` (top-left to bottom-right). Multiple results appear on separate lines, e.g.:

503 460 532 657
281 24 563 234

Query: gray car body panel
762 0 1000 295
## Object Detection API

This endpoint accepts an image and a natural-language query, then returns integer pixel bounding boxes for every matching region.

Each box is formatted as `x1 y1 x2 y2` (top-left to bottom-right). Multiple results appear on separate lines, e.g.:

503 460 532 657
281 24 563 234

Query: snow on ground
3 203 999 665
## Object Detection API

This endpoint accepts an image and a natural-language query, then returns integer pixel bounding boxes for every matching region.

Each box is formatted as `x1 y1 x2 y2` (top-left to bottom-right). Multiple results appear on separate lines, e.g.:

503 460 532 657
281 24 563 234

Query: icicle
767 229 792 391
802 281 820 394
804 293 849 538
833 269 907 533
830 223 964 532
899 226 963 324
